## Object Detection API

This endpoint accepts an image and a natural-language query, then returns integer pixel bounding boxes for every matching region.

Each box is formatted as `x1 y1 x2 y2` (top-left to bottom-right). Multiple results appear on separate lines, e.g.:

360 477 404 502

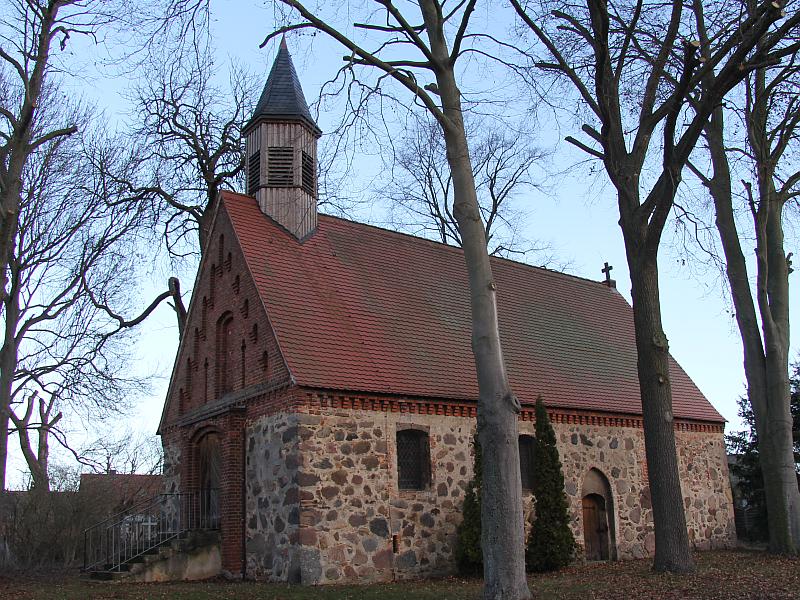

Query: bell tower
243 38 322 240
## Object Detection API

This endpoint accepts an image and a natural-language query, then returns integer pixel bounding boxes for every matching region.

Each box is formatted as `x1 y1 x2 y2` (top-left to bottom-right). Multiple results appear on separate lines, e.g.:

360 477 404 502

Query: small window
396 429 431 490
301 151 315 195
519 435 535 491
268 147 294 186
248 150 261 195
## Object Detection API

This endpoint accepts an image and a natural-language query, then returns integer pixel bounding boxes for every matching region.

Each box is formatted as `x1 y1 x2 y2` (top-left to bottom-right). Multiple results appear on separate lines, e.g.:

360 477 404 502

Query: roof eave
243 113 322 139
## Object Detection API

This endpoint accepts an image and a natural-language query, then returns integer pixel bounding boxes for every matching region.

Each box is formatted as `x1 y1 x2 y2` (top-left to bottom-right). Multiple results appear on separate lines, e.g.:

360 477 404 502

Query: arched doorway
582 468 616 561
196 431 221 530
582 494 610 560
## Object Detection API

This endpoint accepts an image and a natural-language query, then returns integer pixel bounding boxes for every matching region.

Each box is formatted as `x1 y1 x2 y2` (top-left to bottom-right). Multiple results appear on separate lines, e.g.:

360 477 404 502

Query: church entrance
581 468 617 561
582 494 610 561
196 431 221 530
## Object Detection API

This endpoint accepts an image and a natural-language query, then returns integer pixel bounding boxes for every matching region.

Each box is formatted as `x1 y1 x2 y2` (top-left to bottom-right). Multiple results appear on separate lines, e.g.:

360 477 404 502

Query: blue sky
7 0 796 486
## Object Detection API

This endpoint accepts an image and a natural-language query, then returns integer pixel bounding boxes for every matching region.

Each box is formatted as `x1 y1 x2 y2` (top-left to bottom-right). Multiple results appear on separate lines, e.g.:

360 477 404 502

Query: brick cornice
301 388 725 434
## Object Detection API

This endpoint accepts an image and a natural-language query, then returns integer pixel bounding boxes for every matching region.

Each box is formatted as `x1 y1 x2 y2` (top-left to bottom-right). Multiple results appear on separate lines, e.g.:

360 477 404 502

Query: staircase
83 489 219 580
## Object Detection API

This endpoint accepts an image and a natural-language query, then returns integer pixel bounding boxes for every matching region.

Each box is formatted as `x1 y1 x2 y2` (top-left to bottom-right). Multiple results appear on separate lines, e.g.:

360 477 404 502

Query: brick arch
185 424 226 495
181 418 246 575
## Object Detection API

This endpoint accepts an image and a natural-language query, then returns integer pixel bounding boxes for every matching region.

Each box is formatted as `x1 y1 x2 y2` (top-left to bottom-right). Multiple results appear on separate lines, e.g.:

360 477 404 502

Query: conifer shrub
455 434 482 575
526 397 575 572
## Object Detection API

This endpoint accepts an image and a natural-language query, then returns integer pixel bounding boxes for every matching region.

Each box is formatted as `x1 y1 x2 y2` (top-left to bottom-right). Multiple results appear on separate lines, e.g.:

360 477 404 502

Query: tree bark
625 246 694 573
419 2 530 597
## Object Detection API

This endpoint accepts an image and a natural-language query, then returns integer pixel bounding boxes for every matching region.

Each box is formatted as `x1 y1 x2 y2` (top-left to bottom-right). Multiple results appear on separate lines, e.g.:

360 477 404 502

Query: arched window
519 435 535 491
216 313 235 396
396 428 431 490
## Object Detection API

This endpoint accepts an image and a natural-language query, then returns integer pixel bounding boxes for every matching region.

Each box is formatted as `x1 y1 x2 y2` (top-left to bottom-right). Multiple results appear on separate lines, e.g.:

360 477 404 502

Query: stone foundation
239 405 735 583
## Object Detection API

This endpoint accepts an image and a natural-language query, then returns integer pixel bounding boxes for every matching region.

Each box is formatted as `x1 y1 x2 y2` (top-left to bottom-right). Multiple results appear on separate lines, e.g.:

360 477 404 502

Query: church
156 40 736 583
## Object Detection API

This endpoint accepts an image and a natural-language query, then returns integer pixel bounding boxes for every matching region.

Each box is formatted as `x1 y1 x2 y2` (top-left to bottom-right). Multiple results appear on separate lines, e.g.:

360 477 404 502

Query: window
248 150 261 195
519 435 535 491
396 428 431 490
301 151 315 195
268 147 294 186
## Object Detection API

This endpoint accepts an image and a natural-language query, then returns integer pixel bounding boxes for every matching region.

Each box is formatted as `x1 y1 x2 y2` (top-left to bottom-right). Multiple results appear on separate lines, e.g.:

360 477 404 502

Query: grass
1 549 797 599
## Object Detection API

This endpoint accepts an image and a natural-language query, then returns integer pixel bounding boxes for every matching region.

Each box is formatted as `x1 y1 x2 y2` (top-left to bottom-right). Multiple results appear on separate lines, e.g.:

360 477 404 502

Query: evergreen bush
526 397 575 572
455 434 482 575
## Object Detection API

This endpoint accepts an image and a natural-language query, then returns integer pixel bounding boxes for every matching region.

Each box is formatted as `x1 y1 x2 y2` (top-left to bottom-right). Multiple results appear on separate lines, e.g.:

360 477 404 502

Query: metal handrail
82 489 219 574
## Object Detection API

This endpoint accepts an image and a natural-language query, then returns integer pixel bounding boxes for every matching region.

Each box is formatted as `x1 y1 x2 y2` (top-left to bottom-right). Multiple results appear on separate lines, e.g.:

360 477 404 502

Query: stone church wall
244 412 300 582
256 397 735 584
675 430 736 549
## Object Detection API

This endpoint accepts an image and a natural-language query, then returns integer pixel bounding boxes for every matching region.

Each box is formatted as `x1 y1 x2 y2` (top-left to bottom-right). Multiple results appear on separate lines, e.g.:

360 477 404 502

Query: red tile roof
223 191 723 423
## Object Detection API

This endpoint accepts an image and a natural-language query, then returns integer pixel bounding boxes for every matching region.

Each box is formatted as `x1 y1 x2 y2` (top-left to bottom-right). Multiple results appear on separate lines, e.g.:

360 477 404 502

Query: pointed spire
245 39 321 137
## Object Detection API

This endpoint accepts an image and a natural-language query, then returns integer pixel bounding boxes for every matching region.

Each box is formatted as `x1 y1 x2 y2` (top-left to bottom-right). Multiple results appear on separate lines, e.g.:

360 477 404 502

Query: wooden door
582 494 610 561
197 433 221 529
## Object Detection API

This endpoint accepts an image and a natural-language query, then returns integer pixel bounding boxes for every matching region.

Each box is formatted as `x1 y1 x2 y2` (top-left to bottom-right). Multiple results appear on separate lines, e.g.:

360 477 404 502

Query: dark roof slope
223 191 723 423
246 38 320 135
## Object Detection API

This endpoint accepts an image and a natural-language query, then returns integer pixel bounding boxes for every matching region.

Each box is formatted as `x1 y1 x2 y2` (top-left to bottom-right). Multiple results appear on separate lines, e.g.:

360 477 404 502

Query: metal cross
602 262 613 284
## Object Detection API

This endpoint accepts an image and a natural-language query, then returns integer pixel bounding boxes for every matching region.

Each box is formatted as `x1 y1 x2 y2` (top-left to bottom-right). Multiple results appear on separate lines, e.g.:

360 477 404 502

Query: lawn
1 550 797 600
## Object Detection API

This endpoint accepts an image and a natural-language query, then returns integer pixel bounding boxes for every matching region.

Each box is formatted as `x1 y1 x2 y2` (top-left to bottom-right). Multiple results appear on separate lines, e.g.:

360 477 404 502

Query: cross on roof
602 262 613 284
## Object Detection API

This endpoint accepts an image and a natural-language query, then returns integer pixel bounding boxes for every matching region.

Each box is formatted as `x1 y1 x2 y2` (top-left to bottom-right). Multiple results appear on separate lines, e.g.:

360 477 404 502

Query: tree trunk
419 2 530 597
626 247 694 573
0 264 20 491
759 198 800 554
0 3 61 305
706 100 800 553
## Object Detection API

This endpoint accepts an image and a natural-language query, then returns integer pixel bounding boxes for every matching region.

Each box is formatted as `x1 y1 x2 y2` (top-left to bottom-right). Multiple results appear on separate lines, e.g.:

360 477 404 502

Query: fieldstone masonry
239 404 735 584
244 412 299 581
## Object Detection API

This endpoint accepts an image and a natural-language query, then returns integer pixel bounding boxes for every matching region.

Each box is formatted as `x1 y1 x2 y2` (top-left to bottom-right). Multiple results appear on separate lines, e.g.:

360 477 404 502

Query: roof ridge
221 191 619 291
316 213 613 289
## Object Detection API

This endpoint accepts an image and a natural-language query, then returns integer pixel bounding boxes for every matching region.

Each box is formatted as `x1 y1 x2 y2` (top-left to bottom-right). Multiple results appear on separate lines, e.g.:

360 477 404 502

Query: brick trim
302 389 725 434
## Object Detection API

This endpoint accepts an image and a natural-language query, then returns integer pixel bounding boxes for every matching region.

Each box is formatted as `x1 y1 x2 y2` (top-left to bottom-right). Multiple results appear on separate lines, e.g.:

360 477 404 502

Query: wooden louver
268 146 294 186
248 150 260 196
302 151 315 196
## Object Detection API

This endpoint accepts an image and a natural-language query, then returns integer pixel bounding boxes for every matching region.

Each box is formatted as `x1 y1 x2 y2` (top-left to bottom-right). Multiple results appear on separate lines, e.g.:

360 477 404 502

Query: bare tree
124 46 256 256
260 2 532 597
1 98 184 491
79 429 164 475
0 0 148 492
381 115 550 260
511 0 800 571
685 0 800 554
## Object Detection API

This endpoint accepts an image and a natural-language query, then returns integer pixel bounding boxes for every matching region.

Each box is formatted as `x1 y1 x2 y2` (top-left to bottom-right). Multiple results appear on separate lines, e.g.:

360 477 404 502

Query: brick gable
159 202 291 434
